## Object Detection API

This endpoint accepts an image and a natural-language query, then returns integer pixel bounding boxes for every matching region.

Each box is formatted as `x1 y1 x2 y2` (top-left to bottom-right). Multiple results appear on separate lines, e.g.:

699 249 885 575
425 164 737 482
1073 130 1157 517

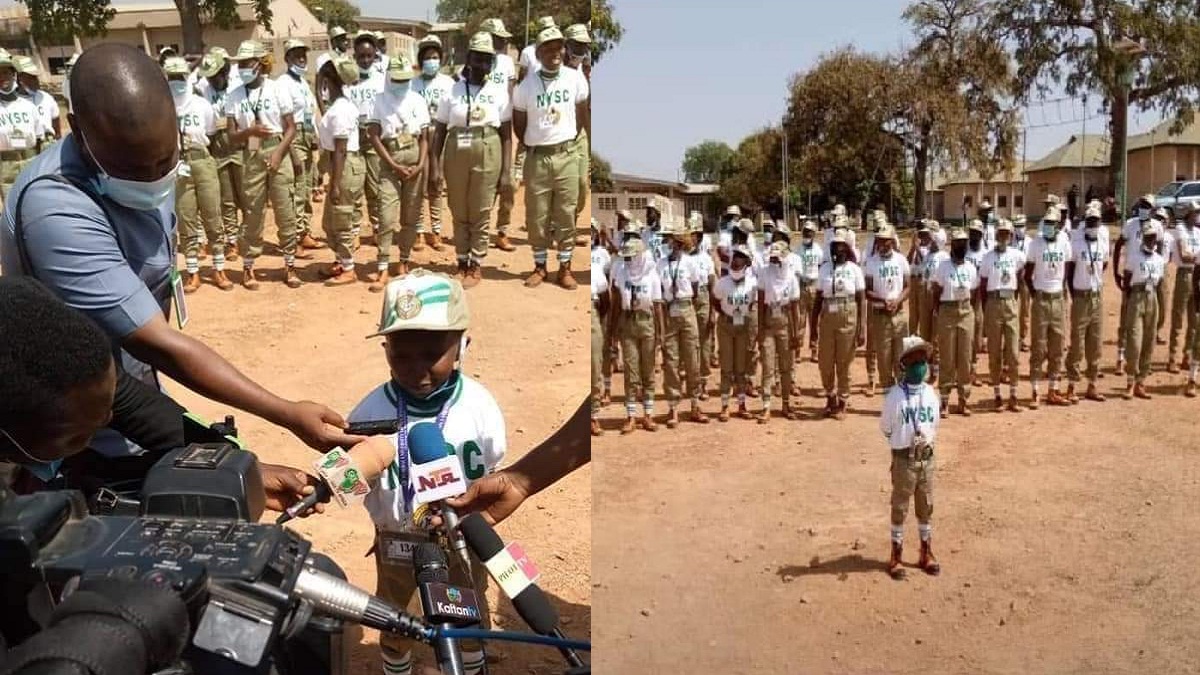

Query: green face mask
903 361 928 385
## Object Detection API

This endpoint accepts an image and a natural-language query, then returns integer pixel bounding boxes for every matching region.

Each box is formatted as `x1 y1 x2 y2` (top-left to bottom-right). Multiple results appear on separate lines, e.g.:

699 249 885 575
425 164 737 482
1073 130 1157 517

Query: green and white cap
418 34 443 51
284 38 308 53
619 238 645 257
537 26 564 46
235 40 267 61
332 56 358 85
564 23 591 43
355 29 376 43
387 55 415 81
163 56 190 76
468 31 496 55
535 15 556 31
480 17 512 38
209 46 230 59
900 335 932 364
369 270 469 338
13 55 38 76
199 53 226 77
329 26 348 39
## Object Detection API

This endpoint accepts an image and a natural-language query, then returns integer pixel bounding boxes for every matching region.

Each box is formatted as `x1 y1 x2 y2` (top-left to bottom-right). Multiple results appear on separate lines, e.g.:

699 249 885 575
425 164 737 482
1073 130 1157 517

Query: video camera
0 415 590 675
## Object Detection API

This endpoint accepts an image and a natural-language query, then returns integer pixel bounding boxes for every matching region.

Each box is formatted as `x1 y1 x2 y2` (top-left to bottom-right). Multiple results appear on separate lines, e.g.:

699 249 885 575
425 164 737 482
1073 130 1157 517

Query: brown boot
757 407 770 424
688 408 710 424
958 397 971 416
300 233 322 249
1007 395 1021 412
782 403 799 421
1064 384 1080 404
524 264 548 288
182 271 201 294
939 399 949 418
1122 384 1134 400
888 542 905 580
620 417 635 435
591 419 603 437
823 396 837 418
319 263 345 279
241 268 261 290
1186 381 1198 398
225 243 239 262
665 409 679 429
864 380 876 397
993 394 1004 411
453 260 468 281
1046 389 1070 406
718 406 730 422
494 233 517 252
556 263 578 290
412 233 426 252
462 261 482 289
1168 360 1180 374
213 269 234 291
324 265 357 286
1085 383 1106 401
1028 392 1041 409
919 540 941 575
639 414 657 432
368 268 390 293
284 266 302 289
424 231 444 251
1134 382 1152 399
834 397 848 421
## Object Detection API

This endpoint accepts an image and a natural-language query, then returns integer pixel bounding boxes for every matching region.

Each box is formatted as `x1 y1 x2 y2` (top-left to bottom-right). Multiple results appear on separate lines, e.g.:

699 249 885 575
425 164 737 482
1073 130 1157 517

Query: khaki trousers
1067 290 1103 383
662 301 701 403
1029 291 1066 382
619 310 657 406
937 300 974 399
1169 267 1195 362
717 314 753 396
760 310 793 401
819 298 857 398
984 293 1019 386
1124 287 1159 382
891 455 935 525
870 306 908 388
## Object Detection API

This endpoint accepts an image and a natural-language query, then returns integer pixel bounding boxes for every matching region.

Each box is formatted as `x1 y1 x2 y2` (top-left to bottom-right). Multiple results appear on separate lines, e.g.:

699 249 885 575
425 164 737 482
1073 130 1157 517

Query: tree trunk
1108 86 1128 208
914 141 929 220
177 0 204 55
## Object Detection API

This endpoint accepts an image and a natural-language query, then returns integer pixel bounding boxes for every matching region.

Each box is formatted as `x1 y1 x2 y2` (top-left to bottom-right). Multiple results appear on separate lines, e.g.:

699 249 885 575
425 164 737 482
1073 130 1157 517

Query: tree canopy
436 0 623 63
681 140 734 184
300 0 359 32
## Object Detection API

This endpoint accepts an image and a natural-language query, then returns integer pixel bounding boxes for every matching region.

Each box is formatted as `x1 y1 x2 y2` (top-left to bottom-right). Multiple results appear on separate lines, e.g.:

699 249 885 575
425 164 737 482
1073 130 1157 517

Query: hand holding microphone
276 435 397 524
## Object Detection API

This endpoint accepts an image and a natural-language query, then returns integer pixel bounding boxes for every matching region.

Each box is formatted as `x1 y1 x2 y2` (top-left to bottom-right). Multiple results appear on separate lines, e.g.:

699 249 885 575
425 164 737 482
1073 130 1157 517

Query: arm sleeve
435 89 452 125
107 369 187 453
17 181 163 338
275 82 296 116
479 391 508 472
201 99 217 134
575 72 590 104
330 106 354 139
879 394 894 438
224 92 237 118
414 98 432 130
367 94 386 125
47 96 60 121
511 80 527 112
498 86 513 123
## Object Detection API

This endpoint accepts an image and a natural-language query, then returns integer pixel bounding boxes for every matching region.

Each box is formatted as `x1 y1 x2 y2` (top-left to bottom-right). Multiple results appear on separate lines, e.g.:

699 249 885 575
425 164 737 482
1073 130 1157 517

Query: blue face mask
1041 223 1057 240
168 80 189 97
387 81 410 97
421 59 440 76
80 131 179 211
903 361 928 385
289 64 307 77
1 428 63 483
239 67 258 85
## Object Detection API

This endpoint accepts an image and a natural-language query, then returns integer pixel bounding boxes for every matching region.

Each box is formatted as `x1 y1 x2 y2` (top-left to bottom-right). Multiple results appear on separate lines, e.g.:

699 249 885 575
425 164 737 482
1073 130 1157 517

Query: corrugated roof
612 172 685 190
1024 134 1111 172
936 160 1029 188
1128 118 1200 150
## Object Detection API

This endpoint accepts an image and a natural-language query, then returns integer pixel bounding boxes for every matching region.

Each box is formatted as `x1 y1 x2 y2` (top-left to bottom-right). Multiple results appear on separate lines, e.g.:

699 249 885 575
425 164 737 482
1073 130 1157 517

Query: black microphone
414 543 468 675
458 513 585 668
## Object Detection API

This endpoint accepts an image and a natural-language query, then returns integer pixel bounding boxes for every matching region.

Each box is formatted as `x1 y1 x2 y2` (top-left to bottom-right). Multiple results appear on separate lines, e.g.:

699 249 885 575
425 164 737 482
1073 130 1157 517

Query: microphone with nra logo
407 422 473 573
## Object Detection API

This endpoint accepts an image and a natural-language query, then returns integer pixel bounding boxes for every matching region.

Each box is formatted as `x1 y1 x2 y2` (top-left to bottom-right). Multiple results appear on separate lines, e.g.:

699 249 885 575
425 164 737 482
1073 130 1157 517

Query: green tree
300 0 359 32
984 0 1200 203
19 0 273 55
784 48 909 214
901 0 1017 218
681 140 734 183
719 126 783 213
435 0 623 62
591 151 613 192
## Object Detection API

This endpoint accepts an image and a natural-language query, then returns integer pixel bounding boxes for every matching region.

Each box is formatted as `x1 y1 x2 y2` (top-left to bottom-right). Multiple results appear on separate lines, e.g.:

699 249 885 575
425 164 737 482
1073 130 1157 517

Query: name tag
8 132 26 150
733 313 746 326
378 531 425 567
669 300 685 317
247 135 261 151
827 302 840 314
954 286 970 300
456 132 474 150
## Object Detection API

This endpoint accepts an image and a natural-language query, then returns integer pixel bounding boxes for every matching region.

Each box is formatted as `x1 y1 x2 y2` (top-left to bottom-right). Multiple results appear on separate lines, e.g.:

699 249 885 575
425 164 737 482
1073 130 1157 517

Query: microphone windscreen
408 422 448 464
413 542 450 584
459 512 504 559
512 585 559 635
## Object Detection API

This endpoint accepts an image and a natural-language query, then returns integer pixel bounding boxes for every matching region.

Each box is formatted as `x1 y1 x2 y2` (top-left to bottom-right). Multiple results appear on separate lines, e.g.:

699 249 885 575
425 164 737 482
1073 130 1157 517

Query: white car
1153 180 1200 218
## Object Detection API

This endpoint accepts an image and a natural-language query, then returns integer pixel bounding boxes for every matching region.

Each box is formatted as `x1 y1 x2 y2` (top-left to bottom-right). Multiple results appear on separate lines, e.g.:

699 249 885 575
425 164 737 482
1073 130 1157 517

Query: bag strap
13 172 123 279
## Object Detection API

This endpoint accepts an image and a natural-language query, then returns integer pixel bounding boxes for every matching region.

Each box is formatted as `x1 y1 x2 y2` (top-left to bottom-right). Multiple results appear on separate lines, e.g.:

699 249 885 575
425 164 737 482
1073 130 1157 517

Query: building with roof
1022 133 1111 212
933 163 1030 224
592 172 721 232
1126 118 1200 200
355 17 467 64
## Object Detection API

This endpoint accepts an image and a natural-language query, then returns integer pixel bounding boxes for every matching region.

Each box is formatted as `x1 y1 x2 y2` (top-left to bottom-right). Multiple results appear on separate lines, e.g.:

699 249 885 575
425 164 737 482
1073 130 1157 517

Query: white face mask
80 131 179 210
1138 207 1151 219
729 268 747 281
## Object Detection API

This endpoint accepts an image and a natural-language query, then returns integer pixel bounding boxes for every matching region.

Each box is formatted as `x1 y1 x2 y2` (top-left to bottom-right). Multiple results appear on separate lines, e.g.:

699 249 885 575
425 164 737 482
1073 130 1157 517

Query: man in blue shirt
0 44 360 457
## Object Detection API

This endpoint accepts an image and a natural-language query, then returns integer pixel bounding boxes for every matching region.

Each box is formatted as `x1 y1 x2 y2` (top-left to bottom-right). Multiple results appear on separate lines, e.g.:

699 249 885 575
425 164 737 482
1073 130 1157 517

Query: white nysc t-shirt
816 261 865 300
979 247 1026 292
175 92 216 150
658 254 699 304
0 95 44 150
863 253 910 303
1026 235 1073 293
369 88 431 140
1069 232 1108 292
512 67 589 147
880 382 940 450
611 258 662 312
318 96 360 152
436 79 512 129
713 274 758 325
225 77 295 134
1124 245 1166 287
932 259 979 302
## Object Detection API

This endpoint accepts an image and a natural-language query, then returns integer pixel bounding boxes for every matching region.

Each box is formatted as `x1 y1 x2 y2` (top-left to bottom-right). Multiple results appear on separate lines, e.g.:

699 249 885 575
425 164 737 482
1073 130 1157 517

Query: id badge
0 133 10 151
771 304 782 319
827 302 840 314
171 269 189 329
9 132 26 150
456 131 474 150
955 286 970 301
179 162 192 178
733 313 746 326
247 135 261 151
669 301 684 318
378 531 427 567
215 116 228 131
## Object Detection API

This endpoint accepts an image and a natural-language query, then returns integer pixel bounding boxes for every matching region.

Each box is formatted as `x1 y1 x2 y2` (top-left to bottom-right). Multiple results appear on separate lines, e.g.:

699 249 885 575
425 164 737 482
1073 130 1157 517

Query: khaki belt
1034 290 1062 298
1072 289 1101 299
530 139 575 155
257 134 283 150
987 289 1015 300
182 146 211 161
940 299 971 308
892 445 935 462
0 148 33 161
1128 282 1155 292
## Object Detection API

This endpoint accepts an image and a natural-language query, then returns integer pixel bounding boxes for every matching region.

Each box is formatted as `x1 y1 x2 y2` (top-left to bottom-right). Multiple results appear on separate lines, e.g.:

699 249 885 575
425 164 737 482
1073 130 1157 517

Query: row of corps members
169 19 591 294
0 51 64 200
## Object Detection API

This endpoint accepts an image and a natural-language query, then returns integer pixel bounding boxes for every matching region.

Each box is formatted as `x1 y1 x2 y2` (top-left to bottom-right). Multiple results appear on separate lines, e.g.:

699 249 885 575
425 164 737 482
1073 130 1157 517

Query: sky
592 0 1165 182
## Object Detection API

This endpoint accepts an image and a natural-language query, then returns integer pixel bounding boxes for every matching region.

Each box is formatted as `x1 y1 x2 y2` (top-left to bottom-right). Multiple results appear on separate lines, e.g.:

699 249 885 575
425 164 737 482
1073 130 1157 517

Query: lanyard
667 256 683 298
395 387 453 510
464 80 478 126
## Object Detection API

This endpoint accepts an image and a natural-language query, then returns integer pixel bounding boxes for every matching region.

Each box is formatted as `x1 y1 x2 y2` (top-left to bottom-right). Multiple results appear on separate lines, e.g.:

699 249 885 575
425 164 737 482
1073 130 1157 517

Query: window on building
597 196 618 211
1014 195 1024 210
155 43 180 56
997 195 1008 209
47 56 69 75
628 197 648 211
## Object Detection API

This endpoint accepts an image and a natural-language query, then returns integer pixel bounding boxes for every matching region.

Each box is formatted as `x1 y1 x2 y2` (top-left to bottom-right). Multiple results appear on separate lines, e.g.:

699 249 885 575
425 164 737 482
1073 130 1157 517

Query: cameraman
0 277 322 512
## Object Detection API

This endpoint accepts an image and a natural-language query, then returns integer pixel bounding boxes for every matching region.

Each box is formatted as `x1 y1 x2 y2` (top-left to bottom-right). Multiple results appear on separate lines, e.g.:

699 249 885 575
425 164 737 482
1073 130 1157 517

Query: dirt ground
594 236 1200 674
166 191 591 674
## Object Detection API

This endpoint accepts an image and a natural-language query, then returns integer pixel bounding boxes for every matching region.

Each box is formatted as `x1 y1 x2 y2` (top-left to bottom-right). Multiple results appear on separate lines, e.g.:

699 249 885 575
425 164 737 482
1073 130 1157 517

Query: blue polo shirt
0 134 177 456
